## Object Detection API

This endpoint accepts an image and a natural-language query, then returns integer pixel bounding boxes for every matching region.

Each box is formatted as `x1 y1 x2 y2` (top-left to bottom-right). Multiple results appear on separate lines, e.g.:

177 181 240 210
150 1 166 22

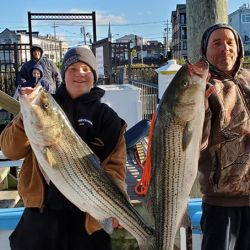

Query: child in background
21 64 50 91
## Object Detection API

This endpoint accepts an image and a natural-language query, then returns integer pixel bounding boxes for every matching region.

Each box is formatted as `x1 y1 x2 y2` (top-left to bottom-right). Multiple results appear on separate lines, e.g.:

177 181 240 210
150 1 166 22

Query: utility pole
141 43 144 64
80 26 86 45
52 22 58 63
164 20 171 57
86 32 92 45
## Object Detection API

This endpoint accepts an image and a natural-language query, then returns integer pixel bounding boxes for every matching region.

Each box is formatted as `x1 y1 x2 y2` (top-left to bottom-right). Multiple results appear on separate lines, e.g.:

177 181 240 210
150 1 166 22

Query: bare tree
186 0 228 62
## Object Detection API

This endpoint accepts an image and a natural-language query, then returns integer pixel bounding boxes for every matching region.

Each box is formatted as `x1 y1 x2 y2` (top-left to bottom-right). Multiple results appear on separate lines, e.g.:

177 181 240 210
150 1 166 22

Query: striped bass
18 86 155 250
146 59 209 249
0 89 20 115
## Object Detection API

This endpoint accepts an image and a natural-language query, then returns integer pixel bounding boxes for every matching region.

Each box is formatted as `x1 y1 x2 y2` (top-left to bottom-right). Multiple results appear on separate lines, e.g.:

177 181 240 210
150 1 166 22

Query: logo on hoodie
78 118 93 126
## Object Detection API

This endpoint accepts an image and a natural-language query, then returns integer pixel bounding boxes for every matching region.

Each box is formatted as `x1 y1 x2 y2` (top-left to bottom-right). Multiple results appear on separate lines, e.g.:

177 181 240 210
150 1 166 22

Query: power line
5 20 166 30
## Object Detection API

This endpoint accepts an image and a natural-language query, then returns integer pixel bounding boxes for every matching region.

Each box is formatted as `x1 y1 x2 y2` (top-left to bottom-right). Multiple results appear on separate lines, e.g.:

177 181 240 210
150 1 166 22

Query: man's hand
19 87 34 96
205 85 215 111
112 218 122 229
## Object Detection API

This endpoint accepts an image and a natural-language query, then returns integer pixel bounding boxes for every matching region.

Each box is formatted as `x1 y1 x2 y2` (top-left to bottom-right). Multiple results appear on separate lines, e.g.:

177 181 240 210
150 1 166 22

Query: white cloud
69 9 127 25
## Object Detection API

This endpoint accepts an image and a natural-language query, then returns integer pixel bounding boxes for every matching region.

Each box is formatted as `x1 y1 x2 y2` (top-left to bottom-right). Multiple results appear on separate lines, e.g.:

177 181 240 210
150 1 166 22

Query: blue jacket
21 64 50 91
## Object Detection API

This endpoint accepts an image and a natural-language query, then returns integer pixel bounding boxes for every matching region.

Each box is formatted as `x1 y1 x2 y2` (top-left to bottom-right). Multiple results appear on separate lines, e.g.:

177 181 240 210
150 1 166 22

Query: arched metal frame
27 12 97 46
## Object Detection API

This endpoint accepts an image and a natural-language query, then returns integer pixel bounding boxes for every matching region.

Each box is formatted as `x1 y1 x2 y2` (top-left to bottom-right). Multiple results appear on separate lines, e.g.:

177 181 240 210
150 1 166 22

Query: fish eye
43 103 49 109
183 81 189 88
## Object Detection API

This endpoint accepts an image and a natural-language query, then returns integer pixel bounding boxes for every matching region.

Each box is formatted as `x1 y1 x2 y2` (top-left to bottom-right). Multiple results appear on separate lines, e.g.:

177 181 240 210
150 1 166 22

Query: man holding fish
199 23 250 250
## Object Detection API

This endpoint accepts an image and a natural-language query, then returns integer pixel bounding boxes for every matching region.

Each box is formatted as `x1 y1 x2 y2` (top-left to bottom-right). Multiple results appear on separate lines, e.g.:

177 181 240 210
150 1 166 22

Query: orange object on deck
134 112 156 196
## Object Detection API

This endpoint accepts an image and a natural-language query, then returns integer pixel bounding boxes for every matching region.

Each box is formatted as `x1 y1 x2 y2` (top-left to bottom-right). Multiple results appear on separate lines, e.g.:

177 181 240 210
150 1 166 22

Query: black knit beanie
61 46 98 83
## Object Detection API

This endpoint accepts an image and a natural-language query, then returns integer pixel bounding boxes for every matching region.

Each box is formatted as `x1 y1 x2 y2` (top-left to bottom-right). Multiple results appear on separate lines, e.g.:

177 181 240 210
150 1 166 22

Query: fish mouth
187 58 209 78
19 85 44 105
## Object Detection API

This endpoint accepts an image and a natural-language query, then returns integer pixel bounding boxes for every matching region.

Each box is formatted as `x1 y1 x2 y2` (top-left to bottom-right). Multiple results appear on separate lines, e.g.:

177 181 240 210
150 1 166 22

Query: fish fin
114 178 130 200
143 178 158 226
178 208 191 229
43 147 57 167
106 173 130 201
143 185 154 215
182 122 193 150
138 238 156 250
99 218 114 234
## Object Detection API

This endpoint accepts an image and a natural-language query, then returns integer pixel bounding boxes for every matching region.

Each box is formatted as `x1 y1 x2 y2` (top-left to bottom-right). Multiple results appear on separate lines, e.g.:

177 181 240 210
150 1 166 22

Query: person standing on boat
0 45 127 250
199 23 250 250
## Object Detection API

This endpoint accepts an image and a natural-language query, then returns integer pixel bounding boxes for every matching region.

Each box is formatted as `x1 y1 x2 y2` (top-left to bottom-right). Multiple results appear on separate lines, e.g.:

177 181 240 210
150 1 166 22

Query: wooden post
186 0 228 63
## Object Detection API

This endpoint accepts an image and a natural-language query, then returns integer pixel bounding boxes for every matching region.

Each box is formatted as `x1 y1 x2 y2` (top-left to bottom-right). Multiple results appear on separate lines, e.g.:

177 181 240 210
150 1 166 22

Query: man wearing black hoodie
16 44 62 94
199 24 250 250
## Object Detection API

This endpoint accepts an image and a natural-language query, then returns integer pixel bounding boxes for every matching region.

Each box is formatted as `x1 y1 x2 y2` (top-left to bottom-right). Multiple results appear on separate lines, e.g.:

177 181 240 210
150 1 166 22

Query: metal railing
0 43 30 96
130 80 158 120
130 66 158 84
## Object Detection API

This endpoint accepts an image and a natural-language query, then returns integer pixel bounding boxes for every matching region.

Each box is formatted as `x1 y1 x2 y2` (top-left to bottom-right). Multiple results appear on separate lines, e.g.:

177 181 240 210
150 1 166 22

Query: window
245 35 250 42
4 38 11 43
179 14 186 24
181 27 187 39
242 14 250 23
183 41 187 50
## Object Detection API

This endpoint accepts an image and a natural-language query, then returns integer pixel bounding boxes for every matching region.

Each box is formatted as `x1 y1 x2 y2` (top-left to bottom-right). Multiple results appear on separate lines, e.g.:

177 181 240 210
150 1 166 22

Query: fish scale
153 118 186 249
19 87 155 250
46 140 151 243
146 59 209 250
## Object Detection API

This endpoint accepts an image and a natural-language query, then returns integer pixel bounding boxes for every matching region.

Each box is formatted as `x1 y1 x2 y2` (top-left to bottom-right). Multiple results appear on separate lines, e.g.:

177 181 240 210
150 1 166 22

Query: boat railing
130 80 158 120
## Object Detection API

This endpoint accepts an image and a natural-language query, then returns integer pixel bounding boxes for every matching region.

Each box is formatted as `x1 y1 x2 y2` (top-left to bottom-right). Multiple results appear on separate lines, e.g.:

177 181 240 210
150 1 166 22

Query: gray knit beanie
30 44 43 55
61 45 98 83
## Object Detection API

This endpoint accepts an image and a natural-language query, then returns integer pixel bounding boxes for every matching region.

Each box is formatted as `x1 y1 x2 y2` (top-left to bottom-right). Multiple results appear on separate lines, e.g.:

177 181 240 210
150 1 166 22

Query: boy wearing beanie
1 46 127 250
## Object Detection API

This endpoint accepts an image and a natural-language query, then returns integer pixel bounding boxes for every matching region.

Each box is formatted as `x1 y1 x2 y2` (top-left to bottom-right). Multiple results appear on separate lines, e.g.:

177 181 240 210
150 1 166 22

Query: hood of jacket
54 84 105 104
200 23 244 77
29 64 44 78
30 44 44 60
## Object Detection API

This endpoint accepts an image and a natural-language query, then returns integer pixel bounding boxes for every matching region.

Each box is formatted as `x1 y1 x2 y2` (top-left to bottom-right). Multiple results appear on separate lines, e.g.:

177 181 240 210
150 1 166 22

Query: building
171 4 187 60
115 34 143 47
0 28 68 63
229 3 250 56
133 41 165 64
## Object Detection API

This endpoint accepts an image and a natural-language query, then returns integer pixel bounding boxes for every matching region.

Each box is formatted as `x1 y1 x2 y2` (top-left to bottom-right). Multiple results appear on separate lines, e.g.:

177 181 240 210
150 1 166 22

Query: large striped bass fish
19 86 155 250
146 59 209 249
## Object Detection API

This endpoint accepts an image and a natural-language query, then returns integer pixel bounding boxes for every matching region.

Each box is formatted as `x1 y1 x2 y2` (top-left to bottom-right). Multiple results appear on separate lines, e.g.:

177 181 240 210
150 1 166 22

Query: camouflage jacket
199 67 250 206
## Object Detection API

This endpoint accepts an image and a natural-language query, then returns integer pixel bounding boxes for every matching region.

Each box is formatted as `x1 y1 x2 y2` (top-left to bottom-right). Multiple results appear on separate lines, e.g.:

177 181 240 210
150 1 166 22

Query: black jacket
45 84 126 210
54 84 124 162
